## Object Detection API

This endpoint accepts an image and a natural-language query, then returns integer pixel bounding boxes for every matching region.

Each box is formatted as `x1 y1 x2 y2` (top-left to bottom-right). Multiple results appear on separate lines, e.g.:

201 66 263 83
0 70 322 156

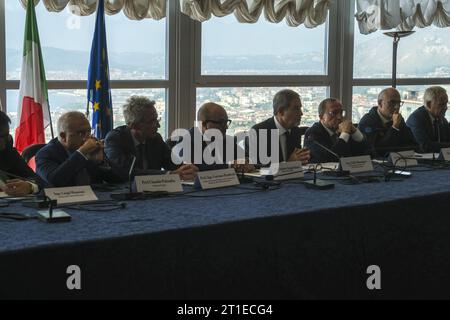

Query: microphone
311 140 340 161
110 156 143 200
128 156 136 193
309 140 350 177
110 157 169 200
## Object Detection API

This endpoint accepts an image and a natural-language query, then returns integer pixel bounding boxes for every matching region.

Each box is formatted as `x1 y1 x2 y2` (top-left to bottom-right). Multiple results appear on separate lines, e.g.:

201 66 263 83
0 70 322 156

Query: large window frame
0 0 178 138
1 0 449 137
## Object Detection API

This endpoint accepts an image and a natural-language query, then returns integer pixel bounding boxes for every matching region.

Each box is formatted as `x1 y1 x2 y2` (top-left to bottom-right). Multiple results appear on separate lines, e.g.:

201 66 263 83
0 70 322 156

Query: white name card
260 161 304 181
135 174 183 193
44 186 98 205
389 150 418 167
440 148 450 161
197 168 240 190
340 155 374 173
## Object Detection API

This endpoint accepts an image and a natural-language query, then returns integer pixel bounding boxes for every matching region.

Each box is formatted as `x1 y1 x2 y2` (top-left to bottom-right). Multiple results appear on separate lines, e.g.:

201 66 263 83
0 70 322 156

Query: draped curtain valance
356 0 450 34
19 0 167 20
180 0 332 27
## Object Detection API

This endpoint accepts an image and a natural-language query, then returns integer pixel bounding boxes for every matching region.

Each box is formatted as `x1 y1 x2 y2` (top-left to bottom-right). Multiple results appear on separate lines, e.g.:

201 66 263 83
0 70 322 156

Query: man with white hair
105 96 198 181
36 111 119 187
406 86 450 153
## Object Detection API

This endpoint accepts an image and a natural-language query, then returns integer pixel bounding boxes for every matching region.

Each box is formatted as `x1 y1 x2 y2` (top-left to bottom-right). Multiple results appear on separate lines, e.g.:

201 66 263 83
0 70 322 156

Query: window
2 1 169 141
201 15 327 76
5 1 166 80
352 85 450 123
7 88 166 141
197 87 328 134
354 25 450 79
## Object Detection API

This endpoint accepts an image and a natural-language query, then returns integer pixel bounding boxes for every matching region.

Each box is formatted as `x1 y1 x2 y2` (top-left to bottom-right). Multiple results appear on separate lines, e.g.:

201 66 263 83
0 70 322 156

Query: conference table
1 163 450 299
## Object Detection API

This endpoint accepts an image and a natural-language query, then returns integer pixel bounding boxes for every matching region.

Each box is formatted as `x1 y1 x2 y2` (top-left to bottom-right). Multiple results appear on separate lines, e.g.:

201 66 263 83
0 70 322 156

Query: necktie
331 133 339 144
433 119 441 142
284 131 291 161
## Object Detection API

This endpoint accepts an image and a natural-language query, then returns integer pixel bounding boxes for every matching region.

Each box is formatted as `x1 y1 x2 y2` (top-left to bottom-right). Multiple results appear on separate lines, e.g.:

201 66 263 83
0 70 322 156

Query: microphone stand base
303 179 335 190
38 210 71 223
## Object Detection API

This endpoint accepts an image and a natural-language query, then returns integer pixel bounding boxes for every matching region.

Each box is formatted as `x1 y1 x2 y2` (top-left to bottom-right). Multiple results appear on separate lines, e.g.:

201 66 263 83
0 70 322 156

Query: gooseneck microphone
110 156 143 200
311 140 340 161
310 139 350 177
128 156 137 193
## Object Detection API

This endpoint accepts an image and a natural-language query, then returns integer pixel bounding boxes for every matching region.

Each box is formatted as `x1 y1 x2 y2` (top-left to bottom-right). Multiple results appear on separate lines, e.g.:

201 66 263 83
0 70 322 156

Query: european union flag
87 0 112 139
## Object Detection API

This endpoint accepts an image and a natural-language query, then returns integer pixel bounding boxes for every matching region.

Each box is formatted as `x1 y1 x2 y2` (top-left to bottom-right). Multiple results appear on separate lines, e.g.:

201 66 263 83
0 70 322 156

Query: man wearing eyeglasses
105 96 198 181
36 111 120 187
305 98 368 163
174 102 254 172
359 87 417 157
406 86 450 153
0 111 41 196
248 89 310 166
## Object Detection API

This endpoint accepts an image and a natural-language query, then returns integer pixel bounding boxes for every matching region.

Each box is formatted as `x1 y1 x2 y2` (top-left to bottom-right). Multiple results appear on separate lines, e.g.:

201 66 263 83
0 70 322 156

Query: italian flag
14 0 50 154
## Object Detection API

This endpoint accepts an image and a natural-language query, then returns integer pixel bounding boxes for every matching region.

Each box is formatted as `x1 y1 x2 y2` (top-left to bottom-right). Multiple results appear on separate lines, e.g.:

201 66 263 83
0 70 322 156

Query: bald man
359 87 417 157
36 111 120 187
174 102 253 172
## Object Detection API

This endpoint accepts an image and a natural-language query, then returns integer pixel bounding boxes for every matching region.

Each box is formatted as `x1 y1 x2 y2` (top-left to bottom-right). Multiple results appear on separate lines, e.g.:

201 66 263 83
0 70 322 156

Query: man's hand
338 120 356 134
288 148 310 165
392 113 403 130
3 179 33 197
78 138 104 163
173 164 199 181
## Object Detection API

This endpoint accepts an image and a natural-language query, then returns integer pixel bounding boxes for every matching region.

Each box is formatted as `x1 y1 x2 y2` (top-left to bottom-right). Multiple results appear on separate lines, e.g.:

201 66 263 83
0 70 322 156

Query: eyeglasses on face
386 100 404 109
326 110 346 117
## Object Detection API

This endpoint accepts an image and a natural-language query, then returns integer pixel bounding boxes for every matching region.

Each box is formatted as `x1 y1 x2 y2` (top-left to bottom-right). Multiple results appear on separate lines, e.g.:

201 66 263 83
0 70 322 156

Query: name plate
135 174 183 193
440 148 450 161
340 155 374 173
44 186 98 205
389 150 418 167
260 161 304 181
197 168 240 190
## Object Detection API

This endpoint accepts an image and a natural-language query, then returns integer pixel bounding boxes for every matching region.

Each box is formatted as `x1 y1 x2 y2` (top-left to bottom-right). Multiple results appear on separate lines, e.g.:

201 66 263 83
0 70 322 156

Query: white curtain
356 0 450 34
180 0 332 27
19 0 166 20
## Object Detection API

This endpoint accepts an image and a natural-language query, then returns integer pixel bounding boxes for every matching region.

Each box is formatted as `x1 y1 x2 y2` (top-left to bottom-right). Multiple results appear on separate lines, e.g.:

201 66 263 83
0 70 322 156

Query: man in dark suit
36 111 120 187
246 89 310 166
359 87 417 157
172 102 254 172
406 86 450 153
304 98 369 163
105 96 198 182
0 111 41 196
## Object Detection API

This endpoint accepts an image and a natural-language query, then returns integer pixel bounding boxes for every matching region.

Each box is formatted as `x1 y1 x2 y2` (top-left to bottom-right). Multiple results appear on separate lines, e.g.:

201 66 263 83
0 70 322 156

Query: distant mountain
202 52 326 74
6 47 165 76
6 30 450 78
354 28 450 77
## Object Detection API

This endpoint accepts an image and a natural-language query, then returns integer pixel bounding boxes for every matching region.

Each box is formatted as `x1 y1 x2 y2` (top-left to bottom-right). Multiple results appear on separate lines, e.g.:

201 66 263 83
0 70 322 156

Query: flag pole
48 102 55 139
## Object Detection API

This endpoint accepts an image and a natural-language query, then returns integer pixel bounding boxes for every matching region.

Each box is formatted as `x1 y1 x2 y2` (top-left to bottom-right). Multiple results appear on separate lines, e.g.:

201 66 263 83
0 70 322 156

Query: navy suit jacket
36 138 119 187
304 122 369 163
173 127 244 171
406 106 450 153
359 107 417 157
0 135 43 187
104 125 177 182
246 117 303 165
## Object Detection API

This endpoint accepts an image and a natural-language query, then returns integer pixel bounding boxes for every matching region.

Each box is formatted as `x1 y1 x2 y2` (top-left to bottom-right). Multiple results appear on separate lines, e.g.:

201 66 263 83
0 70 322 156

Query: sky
5 0 325 56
